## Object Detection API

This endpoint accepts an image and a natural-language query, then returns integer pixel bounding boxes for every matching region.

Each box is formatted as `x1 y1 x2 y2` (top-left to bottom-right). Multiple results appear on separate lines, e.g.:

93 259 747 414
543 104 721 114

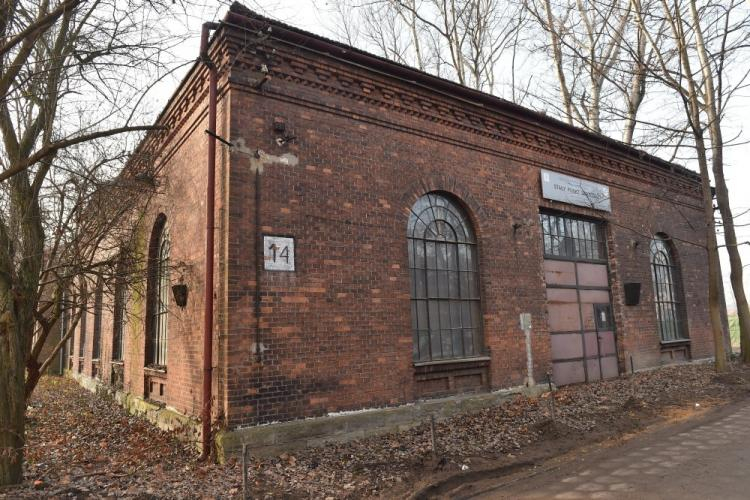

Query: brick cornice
125 35 232 176
222 28 701 199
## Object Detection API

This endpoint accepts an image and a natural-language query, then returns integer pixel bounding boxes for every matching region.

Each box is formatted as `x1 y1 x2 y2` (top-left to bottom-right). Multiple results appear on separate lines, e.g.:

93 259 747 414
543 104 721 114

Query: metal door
541 213 618 386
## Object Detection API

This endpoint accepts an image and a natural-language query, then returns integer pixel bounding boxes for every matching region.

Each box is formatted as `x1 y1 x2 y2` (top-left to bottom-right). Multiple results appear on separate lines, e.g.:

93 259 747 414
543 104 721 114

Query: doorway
541 213 618 385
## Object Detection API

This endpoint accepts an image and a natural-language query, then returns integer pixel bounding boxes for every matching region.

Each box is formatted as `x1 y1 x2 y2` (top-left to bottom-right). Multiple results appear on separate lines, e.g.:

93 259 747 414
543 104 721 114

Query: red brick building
69 3 720 450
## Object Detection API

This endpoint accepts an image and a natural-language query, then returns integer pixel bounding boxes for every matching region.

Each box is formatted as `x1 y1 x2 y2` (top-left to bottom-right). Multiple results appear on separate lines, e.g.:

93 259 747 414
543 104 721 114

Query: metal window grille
150 229 170 367
407 193 482 362
92 282 103 359
112 282 126 362
650 236 686 342
540 213 606 261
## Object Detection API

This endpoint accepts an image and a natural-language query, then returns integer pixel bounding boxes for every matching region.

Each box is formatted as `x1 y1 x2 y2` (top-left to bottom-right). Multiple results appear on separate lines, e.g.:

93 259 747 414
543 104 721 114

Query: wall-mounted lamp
273 117 296 146
172 284 188 308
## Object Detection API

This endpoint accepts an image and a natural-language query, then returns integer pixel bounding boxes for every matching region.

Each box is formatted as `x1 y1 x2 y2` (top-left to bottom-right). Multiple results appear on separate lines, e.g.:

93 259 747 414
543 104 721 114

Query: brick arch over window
407 192 483 362
400 176 489 235
145 214 169 368
650 233 688 342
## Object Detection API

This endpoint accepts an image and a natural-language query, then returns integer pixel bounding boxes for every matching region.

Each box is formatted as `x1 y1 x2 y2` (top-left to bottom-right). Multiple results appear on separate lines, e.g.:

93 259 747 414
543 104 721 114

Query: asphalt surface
463 401 750 499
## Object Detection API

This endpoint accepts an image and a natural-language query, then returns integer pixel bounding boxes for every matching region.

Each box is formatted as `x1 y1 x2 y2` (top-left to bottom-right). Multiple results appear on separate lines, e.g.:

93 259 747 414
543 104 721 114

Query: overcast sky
153 0 750 311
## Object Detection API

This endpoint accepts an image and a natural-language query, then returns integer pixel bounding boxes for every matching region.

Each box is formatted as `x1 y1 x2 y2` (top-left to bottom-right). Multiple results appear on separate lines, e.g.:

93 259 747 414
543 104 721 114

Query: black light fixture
172 284 188 308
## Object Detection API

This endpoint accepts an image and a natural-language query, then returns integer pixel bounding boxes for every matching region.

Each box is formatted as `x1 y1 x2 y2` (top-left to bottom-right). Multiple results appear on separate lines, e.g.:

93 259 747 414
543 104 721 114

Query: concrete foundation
215 384 548 460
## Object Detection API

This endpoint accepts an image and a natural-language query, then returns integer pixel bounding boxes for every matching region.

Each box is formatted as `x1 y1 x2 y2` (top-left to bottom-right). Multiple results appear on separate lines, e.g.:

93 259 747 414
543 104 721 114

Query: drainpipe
200 20 220 461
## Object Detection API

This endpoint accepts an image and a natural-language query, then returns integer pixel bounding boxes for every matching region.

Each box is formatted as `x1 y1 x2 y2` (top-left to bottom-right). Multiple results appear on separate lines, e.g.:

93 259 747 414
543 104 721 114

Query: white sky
153 0 750 311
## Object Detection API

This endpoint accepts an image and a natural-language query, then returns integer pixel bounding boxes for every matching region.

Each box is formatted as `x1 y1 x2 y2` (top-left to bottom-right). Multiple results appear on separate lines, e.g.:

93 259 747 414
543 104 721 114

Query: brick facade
72 3 719 434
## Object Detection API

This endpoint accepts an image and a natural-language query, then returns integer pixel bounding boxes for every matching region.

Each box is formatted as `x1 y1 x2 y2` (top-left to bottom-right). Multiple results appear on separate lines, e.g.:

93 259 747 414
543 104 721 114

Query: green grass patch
730 314 740 351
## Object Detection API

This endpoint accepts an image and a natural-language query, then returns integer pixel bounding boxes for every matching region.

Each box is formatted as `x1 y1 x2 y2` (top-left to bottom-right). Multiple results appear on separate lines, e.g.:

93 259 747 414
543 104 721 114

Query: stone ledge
215 384 548 460
68 371 201 451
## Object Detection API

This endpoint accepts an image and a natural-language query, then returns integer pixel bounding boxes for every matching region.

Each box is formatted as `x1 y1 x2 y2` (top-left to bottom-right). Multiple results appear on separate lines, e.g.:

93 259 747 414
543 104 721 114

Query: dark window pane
467 272 478 298
417 300 428 330
415 270 426 298
448 270 459 298
459 271 470 298
438 270 449 298
426 270 437 297
464 329 475 356
440 330 452 358
411 301 418 331
414 240 425 269
430 329 442 359
452 328 465 358
426 242 437 269
419 330 430 361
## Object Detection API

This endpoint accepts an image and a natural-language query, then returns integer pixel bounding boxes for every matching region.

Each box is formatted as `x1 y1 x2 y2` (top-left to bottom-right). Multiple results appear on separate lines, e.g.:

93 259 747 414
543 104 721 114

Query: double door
545 259 619 385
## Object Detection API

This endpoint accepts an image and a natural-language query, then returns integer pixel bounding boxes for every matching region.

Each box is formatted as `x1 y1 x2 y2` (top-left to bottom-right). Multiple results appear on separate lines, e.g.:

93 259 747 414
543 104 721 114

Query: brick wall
219 13 716 428
71 37 232 424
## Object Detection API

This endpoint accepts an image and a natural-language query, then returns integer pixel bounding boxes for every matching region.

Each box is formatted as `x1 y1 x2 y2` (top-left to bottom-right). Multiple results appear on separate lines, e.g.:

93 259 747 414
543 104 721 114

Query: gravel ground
2 361 750 499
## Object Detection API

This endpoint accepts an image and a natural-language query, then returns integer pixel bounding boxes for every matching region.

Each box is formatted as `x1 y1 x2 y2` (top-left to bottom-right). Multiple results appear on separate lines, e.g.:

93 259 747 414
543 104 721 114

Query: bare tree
525 0 642 138
0 0 203 486
628 0 750 370
326 0 528 96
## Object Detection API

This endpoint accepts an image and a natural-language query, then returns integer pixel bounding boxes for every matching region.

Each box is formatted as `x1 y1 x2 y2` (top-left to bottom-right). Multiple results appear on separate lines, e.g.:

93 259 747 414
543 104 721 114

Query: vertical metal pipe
242 443 249 497
254 168 262 362
200 21 219 461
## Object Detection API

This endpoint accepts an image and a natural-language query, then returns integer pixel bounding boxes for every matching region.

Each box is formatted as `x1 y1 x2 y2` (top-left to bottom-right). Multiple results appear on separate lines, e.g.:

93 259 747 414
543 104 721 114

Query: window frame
407 192 483 363
650 235 688 343
146 215 169 369
112 278 127 363
78 282 87 359
540 212 607 263
92 279 103 360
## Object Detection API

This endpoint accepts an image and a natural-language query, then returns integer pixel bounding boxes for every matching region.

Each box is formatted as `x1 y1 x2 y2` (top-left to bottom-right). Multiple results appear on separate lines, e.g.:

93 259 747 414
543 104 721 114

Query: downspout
200 21 220 461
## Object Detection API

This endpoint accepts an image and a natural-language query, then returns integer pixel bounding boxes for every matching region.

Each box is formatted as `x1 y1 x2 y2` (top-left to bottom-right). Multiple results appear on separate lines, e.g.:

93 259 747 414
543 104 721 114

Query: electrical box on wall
624 282 641 306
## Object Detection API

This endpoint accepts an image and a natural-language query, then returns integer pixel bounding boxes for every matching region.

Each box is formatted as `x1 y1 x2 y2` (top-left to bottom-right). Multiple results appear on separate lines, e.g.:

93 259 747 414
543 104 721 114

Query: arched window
650 235 686 342
146 215 169 367
92 278 103 360
407 193 482 362
112 263 127 362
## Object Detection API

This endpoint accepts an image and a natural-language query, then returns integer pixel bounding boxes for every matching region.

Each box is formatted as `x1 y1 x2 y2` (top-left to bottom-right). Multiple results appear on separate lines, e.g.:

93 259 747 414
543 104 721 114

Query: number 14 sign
263 236 295 271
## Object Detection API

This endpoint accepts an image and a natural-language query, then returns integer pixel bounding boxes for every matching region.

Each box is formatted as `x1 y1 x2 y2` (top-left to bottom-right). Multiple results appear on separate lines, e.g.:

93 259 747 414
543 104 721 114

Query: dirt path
455 399 750 499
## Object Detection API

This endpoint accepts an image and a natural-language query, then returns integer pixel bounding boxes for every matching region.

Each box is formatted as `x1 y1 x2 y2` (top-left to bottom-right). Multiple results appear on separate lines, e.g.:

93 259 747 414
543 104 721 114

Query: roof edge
226 2 700 185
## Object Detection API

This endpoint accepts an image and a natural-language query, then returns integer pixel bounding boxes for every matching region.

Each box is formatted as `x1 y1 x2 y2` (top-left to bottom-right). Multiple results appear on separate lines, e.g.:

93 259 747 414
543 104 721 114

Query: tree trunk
0 315 26 486
687 0 750 363
712 167 750 361
694 142 729 372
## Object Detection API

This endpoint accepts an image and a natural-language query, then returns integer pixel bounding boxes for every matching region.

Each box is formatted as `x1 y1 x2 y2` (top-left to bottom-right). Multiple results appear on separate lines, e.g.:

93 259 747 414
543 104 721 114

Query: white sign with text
541 169 611 212
263 236 295 271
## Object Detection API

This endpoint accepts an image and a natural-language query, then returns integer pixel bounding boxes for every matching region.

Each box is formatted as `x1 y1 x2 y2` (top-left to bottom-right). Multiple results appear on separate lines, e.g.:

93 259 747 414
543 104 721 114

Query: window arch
407 192 482 362
146 215 169 367
650 235 687 342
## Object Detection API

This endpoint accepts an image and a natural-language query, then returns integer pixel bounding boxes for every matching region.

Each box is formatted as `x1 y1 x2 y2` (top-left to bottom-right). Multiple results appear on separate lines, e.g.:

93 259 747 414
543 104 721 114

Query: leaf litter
3 361 750 499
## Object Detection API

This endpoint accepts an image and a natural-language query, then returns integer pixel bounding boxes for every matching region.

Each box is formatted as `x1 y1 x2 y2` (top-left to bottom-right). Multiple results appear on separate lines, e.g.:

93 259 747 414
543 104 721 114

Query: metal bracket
205 129 234 147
